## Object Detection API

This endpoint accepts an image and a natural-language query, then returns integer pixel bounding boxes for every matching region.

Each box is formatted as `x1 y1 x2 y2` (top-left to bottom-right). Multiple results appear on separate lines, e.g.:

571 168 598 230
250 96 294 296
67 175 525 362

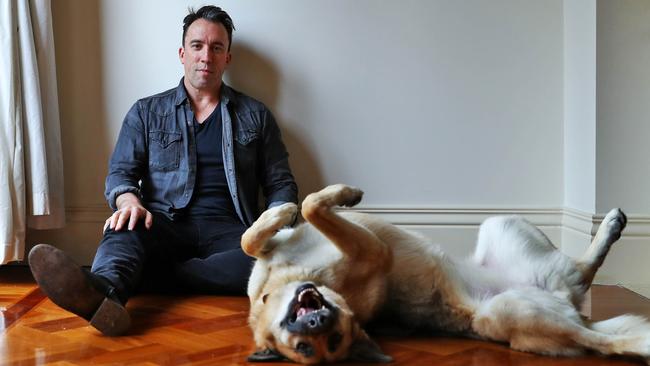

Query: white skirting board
25 205 650 290
355 206 650 291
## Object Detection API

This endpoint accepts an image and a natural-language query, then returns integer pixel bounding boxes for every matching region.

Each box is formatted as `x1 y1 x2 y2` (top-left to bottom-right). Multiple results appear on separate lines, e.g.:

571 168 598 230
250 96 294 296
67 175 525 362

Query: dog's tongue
297 307 315 318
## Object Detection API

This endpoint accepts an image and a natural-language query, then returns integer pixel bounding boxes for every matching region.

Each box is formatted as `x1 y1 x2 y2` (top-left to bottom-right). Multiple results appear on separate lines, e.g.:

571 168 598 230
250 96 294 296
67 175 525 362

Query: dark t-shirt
184 106 237 220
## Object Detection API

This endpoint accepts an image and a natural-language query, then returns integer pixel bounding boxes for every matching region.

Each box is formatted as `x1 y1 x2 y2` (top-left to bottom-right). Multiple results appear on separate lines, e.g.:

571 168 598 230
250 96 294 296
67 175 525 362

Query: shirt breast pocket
148 130 182 171
235 128 259 146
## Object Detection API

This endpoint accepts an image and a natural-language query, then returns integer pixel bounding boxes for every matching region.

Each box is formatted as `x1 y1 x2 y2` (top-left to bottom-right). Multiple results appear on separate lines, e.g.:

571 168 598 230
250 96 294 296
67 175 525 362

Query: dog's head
248 281 391 364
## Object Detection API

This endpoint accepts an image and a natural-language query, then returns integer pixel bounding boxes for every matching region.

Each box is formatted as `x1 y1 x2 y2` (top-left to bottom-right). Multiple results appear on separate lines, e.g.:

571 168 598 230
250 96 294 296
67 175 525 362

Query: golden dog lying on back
241 184 649 364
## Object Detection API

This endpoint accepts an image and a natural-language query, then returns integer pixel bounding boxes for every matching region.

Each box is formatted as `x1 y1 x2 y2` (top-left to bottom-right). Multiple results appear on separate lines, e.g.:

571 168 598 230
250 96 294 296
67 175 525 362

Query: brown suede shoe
28 244 131 336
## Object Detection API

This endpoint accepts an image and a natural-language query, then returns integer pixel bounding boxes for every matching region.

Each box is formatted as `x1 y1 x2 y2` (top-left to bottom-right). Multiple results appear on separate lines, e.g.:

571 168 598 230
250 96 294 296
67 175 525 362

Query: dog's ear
247 348 288 362
347 330 392 363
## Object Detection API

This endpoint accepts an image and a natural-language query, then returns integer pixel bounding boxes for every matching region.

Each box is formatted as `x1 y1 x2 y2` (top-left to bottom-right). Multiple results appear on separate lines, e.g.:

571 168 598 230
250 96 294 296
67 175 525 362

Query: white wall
593 0 650 290
563 0 596 214
559 0 650 289
75 0 565 209
25 1 650 289
596 0 650 214
560 0 597 266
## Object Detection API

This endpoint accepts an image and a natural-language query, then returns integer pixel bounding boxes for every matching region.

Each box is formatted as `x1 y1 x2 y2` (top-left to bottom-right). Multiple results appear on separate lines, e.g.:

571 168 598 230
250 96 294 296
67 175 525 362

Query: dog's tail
589 314 650 335
575 208 627 291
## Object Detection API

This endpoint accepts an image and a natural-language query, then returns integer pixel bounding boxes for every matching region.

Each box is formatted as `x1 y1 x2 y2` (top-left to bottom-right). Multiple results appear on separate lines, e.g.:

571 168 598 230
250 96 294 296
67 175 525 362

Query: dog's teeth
298 288 317 303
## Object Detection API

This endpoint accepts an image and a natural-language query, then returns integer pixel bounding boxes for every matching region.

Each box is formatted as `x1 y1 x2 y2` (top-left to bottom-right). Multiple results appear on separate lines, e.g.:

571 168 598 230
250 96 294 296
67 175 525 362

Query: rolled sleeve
105 102 147 210
106 185 141 210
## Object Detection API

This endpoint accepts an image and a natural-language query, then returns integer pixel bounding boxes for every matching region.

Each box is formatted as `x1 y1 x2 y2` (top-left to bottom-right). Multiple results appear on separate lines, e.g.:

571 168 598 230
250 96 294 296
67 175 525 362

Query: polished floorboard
1 266 649 365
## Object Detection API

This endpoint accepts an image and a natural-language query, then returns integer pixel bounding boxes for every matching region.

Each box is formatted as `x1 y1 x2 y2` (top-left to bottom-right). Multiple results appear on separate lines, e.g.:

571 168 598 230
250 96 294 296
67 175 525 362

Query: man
28 6 298 336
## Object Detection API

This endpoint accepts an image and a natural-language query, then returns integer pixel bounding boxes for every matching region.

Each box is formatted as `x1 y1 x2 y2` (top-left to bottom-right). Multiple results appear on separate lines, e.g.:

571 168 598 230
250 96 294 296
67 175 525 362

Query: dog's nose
307 313 327 328
306 311 329 328
288 308 336 334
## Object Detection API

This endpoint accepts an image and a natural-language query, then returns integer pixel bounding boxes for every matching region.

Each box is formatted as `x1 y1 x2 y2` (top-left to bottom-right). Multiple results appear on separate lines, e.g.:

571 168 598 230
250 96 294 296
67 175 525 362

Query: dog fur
241 184 650 364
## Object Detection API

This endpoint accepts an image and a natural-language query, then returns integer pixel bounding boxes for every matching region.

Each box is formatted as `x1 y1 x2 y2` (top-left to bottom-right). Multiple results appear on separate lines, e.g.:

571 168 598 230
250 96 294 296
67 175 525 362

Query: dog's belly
380 274 476 334
376 235 478 335
380 256 476 334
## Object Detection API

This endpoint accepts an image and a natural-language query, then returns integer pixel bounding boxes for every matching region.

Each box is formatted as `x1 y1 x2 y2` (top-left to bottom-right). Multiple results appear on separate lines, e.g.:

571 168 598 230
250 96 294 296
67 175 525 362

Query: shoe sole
28 244 130 336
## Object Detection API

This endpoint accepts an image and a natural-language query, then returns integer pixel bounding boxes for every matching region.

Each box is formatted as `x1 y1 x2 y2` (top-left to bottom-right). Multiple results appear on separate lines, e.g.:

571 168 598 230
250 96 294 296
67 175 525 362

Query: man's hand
104 192 153 232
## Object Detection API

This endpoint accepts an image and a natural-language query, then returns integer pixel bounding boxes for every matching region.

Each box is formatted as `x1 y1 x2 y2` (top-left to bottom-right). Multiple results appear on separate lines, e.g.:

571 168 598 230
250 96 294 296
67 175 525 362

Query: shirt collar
174 77 234 107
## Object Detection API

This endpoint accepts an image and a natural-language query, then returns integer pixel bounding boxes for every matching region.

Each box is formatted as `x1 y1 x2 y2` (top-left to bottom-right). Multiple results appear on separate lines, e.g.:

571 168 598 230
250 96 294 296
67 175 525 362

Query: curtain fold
26 0 65 230
0 0 65 265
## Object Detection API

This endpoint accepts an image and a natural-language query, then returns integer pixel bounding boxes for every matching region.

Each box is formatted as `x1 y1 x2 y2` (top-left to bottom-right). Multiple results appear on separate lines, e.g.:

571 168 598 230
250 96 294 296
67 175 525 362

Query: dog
241 184 650 364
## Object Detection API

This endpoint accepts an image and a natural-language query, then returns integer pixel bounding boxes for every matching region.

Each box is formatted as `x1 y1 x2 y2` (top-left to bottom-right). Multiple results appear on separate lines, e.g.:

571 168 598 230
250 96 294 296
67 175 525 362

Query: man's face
179 18 231 92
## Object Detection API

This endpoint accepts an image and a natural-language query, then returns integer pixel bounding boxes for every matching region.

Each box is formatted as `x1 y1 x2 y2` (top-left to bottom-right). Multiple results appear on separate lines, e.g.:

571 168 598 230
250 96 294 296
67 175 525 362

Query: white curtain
0 0 65 264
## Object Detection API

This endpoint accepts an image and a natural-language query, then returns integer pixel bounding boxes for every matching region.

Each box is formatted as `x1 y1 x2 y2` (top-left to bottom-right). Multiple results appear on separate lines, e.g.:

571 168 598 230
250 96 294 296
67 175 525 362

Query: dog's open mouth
282 283 336 329
281 284 339 335
290 287 325 323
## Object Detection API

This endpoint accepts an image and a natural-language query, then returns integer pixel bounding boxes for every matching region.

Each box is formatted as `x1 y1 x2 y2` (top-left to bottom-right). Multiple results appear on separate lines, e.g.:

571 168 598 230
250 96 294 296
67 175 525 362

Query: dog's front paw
302 184 364 218
319 184 364 207
273 202 299 227
335 184 364 207
258 202 298 229
276 202 299 225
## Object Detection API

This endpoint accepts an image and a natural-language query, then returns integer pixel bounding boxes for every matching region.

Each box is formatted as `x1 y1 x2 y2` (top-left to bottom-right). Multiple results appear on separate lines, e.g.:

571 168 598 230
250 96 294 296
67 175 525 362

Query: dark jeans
90 213 253 303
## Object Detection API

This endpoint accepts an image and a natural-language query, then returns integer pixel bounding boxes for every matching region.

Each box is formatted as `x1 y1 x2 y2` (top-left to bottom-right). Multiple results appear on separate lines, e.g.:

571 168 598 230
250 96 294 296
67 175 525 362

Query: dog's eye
296 342 314 357
262 294 269 303
327 332 343 353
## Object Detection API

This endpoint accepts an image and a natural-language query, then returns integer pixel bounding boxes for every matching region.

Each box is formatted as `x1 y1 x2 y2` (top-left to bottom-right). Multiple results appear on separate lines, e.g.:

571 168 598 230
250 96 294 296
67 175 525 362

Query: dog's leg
241 203 298 258
300 184 390 264
510 322 650 361
469 215 577 297
470 212 626 306
472 289 586 357
576 208 627 289
472 216 558 267
472 289 650 360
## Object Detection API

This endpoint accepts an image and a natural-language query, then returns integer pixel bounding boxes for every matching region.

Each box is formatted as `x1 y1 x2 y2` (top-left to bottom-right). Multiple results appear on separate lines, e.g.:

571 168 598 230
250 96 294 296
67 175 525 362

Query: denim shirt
105 78 298 226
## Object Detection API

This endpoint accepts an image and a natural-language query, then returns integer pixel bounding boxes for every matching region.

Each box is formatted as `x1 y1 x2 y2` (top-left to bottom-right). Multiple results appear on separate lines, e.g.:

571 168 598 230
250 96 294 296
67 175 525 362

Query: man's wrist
107 185 141 210
116 192 141 210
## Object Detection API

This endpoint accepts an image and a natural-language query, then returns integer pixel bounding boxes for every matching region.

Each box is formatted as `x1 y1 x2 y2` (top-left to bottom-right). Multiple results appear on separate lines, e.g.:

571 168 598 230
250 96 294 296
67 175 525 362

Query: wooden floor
1 266 649 365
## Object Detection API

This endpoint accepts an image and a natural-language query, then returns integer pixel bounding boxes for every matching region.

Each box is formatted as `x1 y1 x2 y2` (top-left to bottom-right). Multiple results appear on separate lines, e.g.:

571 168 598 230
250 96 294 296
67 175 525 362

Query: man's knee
175 250 254 294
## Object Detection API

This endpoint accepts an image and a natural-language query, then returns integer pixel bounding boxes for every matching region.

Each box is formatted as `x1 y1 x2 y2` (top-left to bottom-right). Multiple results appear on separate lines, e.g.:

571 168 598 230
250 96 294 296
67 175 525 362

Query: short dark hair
182 5 235 50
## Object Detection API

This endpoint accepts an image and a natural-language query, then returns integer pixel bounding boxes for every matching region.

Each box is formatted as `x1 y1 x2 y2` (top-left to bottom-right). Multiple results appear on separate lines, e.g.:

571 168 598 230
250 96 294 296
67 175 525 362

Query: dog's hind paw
601 208 627 245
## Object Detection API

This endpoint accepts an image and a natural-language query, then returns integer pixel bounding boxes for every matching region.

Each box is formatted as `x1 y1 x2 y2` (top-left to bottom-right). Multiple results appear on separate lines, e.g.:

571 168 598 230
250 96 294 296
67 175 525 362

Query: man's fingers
108 205 149 232
145 211 153 229
110 212 119 230
103 218 111 233
128 207 141 230
115 210 130 231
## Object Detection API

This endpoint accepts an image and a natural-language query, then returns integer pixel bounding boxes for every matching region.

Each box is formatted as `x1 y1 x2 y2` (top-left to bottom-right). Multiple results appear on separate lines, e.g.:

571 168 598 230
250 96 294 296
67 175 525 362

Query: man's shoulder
134 85 181 115
225 85 269 114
